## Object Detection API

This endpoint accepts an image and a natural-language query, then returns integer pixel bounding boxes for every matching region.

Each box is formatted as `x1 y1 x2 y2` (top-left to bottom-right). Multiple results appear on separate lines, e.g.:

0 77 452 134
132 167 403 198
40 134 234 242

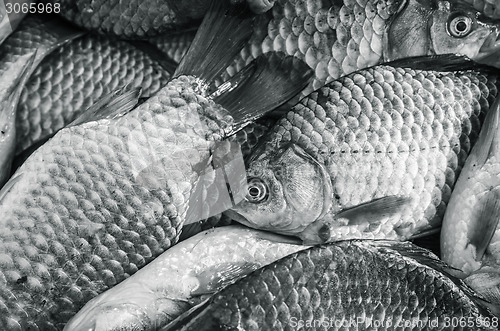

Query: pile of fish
2 0 500 330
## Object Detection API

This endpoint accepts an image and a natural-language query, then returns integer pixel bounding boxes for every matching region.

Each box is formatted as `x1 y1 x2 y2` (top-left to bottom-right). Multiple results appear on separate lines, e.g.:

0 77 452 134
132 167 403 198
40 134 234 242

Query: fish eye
448 14 473 38
246 177 268 203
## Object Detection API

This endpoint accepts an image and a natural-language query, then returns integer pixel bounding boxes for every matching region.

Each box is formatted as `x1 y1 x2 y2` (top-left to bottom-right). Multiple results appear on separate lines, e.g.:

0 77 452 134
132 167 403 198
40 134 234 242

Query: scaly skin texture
65 226 307 330
15 34 172 154
55 0 207 39
462 0 500 18
150 29 196 64
231 64 500 241
185 241 495 331
151 0 500 99
54 0 273 39
0 15 79 95
0 75 235 330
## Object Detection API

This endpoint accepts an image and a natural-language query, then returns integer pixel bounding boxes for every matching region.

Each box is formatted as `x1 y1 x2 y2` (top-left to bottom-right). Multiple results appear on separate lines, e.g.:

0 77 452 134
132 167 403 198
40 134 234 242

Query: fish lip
474 29 500 61
224 209 252 227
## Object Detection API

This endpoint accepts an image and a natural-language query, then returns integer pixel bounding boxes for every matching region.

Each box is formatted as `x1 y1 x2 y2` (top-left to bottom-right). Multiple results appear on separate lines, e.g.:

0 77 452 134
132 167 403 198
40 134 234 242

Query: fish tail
173 0 254 82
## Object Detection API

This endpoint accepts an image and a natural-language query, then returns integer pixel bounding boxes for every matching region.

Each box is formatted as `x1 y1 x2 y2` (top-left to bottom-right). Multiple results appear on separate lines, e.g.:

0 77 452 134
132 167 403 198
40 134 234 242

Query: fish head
226 144 332 236
385 0 500 62
430 1 500 61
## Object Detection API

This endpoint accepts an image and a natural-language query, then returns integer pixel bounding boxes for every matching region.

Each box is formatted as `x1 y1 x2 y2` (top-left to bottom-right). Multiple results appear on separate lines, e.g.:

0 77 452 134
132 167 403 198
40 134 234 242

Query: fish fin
0 172 22 204
383 54 497 73
190 262 260 296
212 52 314 133
174 0 254 82
467 189 500 261
211 52 314 131
126 40 178 74
465 269 500 317
253 229 304 245
467 95 500 168
300 215 336 245
67 86 142 127
335 195 412 226
407 226 441 240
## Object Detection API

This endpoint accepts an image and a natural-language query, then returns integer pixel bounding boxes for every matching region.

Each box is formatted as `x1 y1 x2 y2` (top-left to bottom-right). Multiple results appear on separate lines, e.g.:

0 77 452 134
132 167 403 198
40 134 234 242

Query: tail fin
212 52 314 132
174 0 254 83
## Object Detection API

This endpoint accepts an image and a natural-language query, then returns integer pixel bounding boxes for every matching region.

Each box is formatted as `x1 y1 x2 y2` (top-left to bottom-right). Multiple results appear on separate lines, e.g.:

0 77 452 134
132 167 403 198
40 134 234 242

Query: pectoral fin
190 262 259 296
335 195 412 226
467 189 500 261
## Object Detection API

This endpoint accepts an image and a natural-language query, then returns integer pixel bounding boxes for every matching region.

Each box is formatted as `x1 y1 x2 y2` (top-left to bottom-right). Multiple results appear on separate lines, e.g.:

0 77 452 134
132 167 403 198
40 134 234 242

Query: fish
441 94 500 313
226 55 500 244
54 0 275 39
64 225 307 331
0 1 313 329
14 34 175 156
150 29 196 64
150 0 500 99
462 0 500 19
164 240 498 331
0 0 33 46
0 15 83 187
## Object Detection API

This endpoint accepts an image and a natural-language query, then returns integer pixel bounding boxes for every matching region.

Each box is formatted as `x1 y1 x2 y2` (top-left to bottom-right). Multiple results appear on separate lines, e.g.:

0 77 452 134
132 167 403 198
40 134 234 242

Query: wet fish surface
0 15 83 187
15 34 174 155
462 0 500 19
65 226 307 331
227 56 500 244
166 240 498 331
151 0 500 98
441 94 500 314
54 0 274 39
0 2 312 329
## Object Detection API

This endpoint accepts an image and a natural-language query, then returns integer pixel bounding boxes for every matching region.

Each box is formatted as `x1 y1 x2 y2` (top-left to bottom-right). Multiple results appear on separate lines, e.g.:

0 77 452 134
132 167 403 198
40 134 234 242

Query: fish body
15 34 173 155
0 15 83 186
168 240 497 331
441 96 500 274
440 94 500 313
151 0 500 98
64 226 307 330
462 0 500 19
55 0 273 39
0 2 312 328
228 56 500 243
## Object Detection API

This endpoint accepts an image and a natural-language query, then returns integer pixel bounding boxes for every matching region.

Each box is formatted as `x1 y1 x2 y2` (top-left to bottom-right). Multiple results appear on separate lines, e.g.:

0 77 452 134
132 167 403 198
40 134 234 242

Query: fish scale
0 75 235 330
151 0 500 101
178 241 495 331
462 0 500 19
218 0 397 96
229 61 500 243
15 34 172 154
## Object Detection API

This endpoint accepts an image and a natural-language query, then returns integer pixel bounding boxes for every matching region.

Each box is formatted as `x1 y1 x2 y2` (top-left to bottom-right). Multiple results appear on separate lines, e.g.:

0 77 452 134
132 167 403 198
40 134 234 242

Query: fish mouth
224 209 253 228
474 29 500 62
